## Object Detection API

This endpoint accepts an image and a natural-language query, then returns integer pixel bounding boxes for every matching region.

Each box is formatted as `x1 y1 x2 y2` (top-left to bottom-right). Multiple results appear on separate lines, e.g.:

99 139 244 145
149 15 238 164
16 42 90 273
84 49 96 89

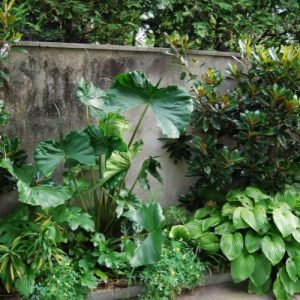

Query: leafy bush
0 203 94 296
171 186 300 300
31 258 87 300
139 239 205 300
165 38 300 207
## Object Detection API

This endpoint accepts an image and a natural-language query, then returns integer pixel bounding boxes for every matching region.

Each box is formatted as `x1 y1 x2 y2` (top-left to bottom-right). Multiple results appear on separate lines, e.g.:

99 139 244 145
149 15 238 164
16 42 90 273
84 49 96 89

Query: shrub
170 185 300 300
139 239 205 300
165 38 300 208
31 258 87 300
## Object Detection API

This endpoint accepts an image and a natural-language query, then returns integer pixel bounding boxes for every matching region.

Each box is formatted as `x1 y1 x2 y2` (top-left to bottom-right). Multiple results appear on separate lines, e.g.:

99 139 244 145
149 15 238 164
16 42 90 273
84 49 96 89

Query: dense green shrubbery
139 239 205 300
170 186 300 299
165 38 300 208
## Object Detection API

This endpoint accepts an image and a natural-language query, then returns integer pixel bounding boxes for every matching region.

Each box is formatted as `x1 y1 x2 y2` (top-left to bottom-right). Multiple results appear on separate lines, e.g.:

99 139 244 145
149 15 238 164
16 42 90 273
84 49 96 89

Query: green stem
128 105 149 148
129 173 139 193
86 106 90 125
70 172 88 212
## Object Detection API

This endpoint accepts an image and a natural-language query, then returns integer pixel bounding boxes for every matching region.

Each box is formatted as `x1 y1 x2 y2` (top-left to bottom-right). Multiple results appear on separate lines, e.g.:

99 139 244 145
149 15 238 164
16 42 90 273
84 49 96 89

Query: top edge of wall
16 41 240 58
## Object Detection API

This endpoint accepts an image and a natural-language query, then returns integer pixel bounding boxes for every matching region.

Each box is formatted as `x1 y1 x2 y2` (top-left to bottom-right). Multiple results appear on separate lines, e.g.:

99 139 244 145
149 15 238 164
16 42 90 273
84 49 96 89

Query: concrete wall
1 42 238 207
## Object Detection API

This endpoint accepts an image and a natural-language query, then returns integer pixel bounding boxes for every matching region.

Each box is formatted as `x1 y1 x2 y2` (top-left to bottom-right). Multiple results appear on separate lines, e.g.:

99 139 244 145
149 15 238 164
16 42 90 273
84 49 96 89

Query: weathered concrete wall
1 42 238 207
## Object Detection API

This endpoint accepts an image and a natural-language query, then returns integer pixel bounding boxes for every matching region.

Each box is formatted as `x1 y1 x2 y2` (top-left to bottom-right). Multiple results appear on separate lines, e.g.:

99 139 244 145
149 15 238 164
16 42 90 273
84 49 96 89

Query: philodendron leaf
250 253 272 287
169 225 190 241
231 253 255 283
100 140 143 186
273 207 298 237
279 267 300 295
138 156 162 191
261 234 285 265
17 181 73 208
35 130 96 175
233 207 249 229
103 71 193 138
201 216 221 232
245 231 262 253
125 202 165 267
76 78 105 117
185 219 204 240
220 233 243 261
286 258 298 282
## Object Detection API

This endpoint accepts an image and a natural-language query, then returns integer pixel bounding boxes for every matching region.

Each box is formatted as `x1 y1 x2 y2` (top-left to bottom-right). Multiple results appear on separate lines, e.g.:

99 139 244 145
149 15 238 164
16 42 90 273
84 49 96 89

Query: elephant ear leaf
124 202 165 267
103 71 193 138
34 130 96 176
138 156 162 190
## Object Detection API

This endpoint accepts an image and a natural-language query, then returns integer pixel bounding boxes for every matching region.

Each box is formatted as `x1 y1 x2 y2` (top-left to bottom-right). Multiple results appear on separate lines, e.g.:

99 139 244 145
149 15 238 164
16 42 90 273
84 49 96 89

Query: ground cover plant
164 35 300 208
170 186 300 299
0 70 193 298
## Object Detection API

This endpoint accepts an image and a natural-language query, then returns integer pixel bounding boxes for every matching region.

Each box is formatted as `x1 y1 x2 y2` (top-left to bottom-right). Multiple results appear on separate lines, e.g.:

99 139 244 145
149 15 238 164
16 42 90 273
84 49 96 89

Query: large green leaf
241 206 267 232
17 180 73 208
169 225 190 241
279 267 300 295
261 234 285 265
286 258 298 282
100 140 143 186
99 112 130 138
245 231 262 253
248 277 271 295
137 156 162 191
103 71 193 138
233 207 249 229
197 232 220 253
273 207 298 237
201 216 221 231
15 270 35 298
273 276 291 300
231 253 255 283
250 254 272 287
220 233 243 261
34 130 96 175
185 219 203 240
125 202 165 267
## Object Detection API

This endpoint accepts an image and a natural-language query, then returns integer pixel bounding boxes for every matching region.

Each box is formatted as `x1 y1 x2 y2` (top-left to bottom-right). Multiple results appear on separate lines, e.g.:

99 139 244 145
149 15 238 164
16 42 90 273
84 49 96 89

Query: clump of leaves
30 258 87 300
170 185 300 300
163 206 188 228
139 239 205 300
166 38 300 207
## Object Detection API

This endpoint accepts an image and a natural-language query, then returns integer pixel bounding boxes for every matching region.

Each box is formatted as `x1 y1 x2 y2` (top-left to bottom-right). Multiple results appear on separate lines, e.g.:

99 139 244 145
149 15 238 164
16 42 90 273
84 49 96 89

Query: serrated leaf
273 208 298 237
261 234 285 265
245 231 262 253
250 253 272 287
231 253 255 283
220 233 243 261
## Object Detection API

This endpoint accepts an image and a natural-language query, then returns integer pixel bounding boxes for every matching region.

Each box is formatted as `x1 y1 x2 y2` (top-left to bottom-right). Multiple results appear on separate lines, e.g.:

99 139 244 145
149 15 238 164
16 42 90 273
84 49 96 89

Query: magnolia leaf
220 233 243 261
169 225 190 241
245 231 262 253
34 130 96 175
17 180 73 208
197 232 220 253
273 208 298 237
261 234 285 265
250 254 272 287
231 253 255 283
103 71 193 138
138 156 162 191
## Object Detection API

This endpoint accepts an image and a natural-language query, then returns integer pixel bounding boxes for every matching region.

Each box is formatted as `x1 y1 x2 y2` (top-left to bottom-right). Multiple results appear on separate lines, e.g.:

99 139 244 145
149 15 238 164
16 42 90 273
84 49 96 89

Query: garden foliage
170 186 300 299
165 37 300 208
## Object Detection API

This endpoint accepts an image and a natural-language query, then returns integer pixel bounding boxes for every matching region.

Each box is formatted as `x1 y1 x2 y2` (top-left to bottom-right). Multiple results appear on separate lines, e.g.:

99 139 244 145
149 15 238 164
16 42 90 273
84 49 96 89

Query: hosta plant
165 36 300 207
170 186 300 299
